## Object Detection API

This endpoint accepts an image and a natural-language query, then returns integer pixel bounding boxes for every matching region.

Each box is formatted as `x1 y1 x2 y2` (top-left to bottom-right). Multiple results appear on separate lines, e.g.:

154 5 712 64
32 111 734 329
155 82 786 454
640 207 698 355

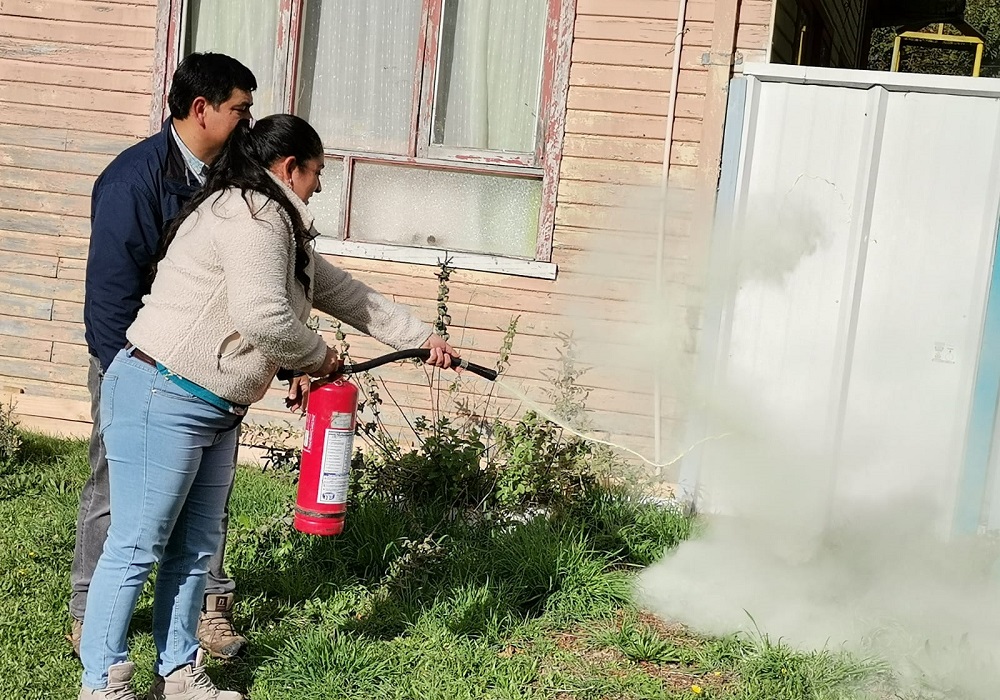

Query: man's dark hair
167 52 257 119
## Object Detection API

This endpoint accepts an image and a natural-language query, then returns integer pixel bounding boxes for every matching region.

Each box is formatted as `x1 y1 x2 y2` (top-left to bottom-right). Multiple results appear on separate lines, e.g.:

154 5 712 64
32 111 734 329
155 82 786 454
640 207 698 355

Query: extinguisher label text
318 428 353 505
329 411 354 430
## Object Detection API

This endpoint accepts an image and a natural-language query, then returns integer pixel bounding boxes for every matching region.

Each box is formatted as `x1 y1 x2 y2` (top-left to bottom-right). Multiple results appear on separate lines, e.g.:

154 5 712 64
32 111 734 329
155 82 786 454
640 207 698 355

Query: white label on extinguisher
317 428 353 505
329 411 354 430
303 413 315 451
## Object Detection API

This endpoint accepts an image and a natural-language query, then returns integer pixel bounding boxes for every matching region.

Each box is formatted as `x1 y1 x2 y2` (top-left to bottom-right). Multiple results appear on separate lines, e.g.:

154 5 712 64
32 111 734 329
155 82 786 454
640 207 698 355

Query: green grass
0 432 896 699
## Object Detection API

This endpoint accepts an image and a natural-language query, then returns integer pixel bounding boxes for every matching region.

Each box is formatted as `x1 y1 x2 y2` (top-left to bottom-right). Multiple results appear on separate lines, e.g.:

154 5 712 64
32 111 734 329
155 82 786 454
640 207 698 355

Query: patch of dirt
554 632 581 651
542 610 739 695
638 662 736 693
635 611 685 638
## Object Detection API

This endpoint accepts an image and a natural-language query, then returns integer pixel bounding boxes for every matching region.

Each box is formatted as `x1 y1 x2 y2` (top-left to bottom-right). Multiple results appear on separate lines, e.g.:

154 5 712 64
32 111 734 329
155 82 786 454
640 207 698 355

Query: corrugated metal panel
688 64 1000 533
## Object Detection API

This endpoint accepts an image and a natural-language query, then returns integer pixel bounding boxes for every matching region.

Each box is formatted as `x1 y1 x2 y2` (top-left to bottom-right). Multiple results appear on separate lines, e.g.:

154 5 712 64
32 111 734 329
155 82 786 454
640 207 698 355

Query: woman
79 115 456 700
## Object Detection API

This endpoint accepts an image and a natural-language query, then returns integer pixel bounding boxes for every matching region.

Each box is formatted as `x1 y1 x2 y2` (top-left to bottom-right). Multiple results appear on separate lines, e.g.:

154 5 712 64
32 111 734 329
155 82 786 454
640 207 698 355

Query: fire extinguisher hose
340 348 498 381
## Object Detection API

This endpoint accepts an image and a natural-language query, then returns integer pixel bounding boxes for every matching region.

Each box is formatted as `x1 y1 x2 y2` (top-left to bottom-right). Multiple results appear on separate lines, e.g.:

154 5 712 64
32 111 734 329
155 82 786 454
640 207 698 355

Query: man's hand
423 334 459 370
285 374 312 413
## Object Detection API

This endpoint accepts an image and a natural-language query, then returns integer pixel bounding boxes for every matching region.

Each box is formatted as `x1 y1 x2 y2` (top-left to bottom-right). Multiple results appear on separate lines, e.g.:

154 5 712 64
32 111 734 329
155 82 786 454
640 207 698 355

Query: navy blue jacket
84 120 201 372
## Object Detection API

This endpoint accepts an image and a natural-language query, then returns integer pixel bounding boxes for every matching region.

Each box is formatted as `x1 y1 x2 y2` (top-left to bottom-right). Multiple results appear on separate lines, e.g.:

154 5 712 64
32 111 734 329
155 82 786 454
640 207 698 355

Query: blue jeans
70 356 237 623
80 349 241 689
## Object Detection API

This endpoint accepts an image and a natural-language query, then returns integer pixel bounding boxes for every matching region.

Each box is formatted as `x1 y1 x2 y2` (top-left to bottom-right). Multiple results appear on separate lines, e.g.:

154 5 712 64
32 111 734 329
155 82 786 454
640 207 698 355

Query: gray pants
69 355 237 621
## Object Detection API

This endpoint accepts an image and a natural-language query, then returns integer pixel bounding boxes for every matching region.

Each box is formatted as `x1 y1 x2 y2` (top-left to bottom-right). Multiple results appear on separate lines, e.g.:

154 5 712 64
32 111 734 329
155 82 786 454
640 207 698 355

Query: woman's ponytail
153 115 324 294
204 120 259 189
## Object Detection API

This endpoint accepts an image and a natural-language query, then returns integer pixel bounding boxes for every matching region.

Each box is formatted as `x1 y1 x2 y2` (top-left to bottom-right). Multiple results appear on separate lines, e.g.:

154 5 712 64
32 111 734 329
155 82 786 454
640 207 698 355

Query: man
73 52 256 663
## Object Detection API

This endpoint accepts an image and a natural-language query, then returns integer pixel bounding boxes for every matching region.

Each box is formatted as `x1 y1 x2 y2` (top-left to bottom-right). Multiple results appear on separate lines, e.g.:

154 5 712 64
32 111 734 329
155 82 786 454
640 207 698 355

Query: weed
495 315 518 378
452 314 520 437
736 630 888 700
239 422 302 475
352 415 488 516
353 369 404 464
593 612 688 664
490 410 594 516
434 256 455 342
373 532 451 603
570 483 695 565
542 332 592 427
0 398 22 468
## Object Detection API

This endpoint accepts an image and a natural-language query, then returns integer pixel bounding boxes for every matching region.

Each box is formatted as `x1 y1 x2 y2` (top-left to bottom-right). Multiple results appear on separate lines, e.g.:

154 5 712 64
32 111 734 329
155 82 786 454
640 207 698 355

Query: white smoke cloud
633 190 1000 699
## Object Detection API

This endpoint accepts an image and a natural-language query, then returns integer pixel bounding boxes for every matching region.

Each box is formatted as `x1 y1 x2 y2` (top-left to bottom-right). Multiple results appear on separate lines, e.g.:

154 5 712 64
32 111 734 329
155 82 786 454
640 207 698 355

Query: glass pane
310 157 345 238
185 0 281 117
433 0 547 154
297 0 423 155
349 162 540 258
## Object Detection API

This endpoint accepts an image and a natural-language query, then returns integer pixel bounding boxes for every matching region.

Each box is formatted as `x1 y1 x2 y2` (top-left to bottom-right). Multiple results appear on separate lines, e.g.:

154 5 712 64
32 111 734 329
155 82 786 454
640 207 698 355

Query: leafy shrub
0 400 21 469
351 416 490 517
490 411 594 516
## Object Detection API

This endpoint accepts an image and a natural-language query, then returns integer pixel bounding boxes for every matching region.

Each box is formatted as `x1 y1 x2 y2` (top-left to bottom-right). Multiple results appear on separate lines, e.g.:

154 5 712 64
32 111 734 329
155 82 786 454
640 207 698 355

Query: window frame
151 0 574 279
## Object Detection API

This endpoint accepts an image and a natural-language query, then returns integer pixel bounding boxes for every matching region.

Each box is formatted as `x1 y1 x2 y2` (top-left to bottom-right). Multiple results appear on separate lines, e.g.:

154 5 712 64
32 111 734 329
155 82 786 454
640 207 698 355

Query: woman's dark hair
156 114 324 292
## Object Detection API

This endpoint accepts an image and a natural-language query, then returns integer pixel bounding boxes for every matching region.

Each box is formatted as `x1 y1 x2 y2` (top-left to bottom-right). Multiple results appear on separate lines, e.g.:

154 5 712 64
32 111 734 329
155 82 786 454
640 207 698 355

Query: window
161 0 572 279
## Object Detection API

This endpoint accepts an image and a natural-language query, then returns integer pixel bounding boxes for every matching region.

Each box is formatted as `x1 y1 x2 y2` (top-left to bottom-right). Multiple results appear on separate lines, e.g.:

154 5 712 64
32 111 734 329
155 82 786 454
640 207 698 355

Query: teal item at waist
155 363 249 416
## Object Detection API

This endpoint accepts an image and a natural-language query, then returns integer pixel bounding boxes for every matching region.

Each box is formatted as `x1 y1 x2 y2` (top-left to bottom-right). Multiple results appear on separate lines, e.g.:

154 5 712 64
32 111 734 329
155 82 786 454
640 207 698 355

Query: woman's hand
285 374 312 413
314 346 342 378
422 334 459 370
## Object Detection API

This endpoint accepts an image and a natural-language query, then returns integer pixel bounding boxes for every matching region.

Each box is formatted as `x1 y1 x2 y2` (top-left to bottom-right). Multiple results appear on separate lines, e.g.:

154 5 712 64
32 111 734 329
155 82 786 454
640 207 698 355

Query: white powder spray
627 188 1000 698
638 412 1000 696
508 177 1000 695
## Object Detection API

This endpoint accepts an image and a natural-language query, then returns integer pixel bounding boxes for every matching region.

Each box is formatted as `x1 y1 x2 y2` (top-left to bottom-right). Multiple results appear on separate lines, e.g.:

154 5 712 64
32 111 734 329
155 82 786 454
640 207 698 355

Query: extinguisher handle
339 348 498 381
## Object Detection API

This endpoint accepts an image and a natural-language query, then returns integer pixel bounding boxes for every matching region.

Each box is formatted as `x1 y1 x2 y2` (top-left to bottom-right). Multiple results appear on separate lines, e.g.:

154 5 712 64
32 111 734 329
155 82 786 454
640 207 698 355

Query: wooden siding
0 0 769 470
771 0 797 63
819 0 864 68
0 0 158 437
738 0 774 65
769 0 865 68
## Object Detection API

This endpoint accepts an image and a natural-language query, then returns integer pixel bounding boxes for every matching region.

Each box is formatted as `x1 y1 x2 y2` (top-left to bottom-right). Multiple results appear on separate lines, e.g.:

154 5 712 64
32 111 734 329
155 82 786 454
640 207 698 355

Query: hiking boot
147 650 241 700
67 617 83 657
78 661 138 700
197 594 246 660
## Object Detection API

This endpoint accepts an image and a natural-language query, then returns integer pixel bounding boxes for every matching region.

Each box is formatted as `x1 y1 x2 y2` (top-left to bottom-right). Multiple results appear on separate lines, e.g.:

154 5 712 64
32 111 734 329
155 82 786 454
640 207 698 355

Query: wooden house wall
0 0 776 467
0 0 159 436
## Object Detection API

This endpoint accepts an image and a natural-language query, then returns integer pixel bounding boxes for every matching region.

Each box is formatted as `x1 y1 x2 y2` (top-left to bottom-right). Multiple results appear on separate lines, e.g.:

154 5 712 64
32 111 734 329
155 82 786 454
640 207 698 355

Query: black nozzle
339 348 498 382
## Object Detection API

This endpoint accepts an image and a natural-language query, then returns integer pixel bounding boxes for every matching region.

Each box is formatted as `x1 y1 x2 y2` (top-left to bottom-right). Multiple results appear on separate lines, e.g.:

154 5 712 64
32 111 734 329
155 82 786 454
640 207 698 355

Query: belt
125 343 157 367
124 343 249 417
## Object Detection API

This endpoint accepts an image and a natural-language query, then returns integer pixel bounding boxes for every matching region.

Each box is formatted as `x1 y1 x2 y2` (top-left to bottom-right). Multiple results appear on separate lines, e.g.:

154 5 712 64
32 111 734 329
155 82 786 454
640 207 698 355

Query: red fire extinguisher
294 348 497 536
294 376 358 536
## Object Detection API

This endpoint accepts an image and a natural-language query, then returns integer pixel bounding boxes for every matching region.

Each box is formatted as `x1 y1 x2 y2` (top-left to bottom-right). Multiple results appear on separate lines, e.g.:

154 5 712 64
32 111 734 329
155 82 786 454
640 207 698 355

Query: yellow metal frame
891 23 985 77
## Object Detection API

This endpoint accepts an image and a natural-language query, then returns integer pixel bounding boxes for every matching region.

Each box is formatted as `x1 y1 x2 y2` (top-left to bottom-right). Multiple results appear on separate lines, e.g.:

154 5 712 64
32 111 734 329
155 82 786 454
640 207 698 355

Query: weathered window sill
314 238 558 280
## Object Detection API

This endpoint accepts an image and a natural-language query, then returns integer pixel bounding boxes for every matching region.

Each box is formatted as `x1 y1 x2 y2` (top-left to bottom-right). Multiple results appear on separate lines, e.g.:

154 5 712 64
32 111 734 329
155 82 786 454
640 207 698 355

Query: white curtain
186 0 281 117
434 0 547 154
297 0 424 154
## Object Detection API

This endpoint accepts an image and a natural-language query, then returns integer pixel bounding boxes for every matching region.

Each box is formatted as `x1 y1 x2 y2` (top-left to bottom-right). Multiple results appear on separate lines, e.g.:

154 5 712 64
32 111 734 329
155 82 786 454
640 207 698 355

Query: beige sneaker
197 594 247 660
147 650 242 700
78 661 138 699
67 617 83 657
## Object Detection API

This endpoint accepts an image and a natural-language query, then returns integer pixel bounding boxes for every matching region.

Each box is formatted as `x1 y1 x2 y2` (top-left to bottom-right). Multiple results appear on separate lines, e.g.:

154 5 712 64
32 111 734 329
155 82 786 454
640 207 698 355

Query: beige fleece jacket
127 172 431 405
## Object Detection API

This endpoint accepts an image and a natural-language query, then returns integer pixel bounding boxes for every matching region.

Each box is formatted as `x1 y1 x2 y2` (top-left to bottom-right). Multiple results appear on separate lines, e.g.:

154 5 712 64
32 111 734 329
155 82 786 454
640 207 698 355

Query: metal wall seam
823 85 889 513
677 75 751 504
